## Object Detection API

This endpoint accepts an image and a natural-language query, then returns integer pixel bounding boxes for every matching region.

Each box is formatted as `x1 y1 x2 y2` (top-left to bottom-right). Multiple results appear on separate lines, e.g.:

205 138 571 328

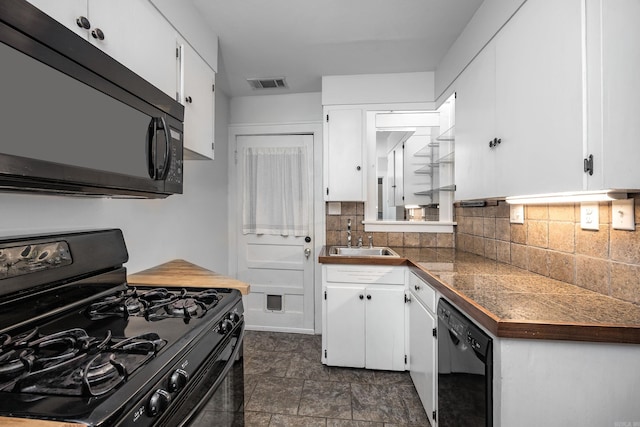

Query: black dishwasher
437 298 493 426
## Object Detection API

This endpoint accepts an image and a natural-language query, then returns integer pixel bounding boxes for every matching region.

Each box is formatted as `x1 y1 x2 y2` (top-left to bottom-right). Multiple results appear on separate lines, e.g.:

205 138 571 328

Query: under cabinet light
505 190 627 205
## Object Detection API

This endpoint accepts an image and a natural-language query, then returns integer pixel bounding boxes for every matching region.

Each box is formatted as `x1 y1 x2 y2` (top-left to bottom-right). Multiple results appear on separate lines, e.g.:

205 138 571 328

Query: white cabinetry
408 272 437 426
323 108 366 201
455 0 583 200
322 265 405 370
178 41 215 160
26 0 178 98
586 0 640 190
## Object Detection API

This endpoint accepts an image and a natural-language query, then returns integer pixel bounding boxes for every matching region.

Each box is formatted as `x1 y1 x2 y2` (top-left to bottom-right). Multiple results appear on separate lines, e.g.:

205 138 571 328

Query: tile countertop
319 247 640 344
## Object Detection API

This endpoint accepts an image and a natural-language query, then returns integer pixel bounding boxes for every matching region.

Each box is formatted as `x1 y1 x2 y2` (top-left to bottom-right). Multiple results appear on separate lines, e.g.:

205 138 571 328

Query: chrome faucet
347 219 352 248
368 235 373 248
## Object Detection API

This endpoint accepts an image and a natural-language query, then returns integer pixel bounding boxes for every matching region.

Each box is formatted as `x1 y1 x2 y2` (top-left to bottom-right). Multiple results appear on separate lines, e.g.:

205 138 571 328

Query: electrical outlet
509 204 524 224
612 199 635 231
580 202 599 230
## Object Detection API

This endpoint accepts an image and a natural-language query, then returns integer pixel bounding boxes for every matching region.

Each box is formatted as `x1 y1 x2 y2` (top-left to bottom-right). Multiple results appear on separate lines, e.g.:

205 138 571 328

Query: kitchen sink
328 246 400 257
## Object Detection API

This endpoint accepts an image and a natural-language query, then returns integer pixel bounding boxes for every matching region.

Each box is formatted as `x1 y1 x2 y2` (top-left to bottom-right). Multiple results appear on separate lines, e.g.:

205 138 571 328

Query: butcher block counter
127 259 250 295
320 247 640 344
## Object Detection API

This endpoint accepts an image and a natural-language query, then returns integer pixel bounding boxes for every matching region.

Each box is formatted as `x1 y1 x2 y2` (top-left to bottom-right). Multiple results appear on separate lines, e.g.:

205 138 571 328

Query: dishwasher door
437 298 493 427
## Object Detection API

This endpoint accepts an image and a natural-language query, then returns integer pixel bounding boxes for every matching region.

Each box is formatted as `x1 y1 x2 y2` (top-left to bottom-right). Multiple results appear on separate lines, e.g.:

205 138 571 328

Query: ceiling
191 0 484 98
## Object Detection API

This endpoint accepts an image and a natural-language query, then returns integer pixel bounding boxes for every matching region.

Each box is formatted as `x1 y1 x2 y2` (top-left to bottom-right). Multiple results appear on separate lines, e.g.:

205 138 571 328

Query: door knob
304 248 311 258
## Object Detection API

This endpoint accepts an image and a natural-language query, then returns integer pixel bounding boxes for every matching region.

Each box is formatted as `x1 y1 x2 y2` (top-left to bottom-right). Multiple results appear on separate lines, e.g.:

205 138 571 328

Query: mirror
376 126 442 221
363 95 456 230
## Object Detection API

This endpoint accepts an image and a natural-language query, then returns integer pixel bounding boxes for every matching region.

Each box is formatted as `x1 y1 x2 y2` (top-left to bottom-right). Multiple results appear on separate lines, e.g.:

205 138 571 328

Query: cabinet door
409 297 436 424
454 44 497 201
597 0 640 190
25 0 88 39
365 286 405 371
324 108 365 201
180 41 215 159
494 0 583 196
88 0 178 98
325 285 366 368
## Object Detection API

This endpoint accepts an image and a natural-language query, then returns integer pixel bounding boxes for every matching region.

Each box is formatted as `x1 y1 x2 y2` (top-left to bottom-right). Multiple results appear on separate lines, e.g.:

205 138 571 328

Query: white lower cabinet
322 265 405 371
408 272 437 425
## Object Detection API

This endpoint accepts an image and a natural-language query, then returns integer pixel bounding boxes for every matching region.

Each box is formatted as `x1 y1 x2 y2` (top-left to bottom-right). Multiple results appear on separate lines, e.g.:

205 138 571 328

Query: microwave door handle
158 117 171 180
146 117 159 179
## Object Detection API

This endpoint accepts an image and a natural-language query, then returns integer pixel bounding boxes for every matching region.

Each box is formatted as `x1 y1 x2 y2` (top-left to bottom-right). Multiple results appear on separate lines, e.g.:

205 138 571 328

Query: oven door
155 321 245 427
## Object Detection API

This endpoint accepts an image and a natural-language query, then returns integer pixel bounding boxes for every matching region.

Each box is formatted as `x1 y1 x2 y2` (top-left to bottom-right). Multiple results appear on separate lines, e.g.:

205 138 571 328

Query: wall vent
247 77 288 90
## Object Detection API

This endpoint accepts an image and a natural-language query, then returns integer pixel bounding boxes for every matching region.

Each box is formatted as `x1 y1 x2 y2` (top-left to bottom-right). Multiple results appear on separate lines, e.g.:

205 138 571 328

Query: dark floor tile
245 349 292 377
286 352 331 381
245 376 304 415
298 380 352 419
270 414 327 426
373 370 414 385
327 419 384 427
245 410 272 426
351 383 411 424
327 366 376 384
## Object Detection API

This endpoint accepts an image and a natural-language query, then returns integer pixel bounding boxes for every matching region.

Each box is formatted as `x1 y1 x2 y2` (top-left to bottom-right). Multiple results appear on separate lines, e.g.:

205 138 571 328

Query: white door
410 297 436 424
236 134 315 333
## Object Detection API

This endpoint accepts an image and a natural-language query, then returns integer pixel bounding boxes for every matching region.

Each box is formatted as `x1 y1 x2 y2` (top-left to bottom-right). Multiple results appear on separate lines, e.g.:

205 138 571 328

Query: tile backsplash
325 199 640 306
325 202 454 249
455 199 640 305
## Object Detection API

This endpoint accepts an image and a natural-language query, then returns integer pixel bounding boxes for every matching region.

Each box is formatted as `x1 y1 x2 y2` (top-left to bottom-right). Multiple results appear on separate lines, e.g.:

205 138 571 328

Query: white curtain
242 146 309 236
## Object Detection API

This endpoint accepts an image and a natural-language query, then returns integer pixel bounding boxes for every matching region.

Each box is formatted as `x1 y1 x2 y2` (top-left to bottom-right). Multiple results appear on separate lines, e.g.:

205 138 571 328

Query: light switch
509 204 524 224
612 199 635 231
580 202 599 230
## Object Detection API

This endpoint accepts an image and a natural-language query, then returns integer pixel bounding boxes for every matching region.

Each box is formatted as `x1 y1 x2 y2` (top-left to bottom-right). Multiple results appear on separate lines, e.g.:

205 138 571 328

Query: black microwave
0 0 184 198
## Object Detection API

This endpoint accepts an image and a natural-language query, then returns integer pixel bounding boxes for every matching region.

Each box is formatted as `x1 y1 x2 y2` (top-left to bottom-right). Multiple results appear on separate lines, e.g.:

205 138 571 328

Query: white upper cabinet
455 0 584 200
493 0 583 197
178 40 215 160
586 0 640 190
26 0 178 98
455 43 497 201
323 107 366 201
26 0 88 38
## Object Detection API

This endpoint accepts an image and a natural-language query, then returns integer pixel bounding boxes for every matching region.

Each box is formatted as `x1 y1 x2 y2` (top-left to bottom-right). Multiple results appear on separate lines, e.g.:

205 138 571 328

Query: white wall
322 72 434 105
0 89 231 275
230 92 322 124
435 0 526 103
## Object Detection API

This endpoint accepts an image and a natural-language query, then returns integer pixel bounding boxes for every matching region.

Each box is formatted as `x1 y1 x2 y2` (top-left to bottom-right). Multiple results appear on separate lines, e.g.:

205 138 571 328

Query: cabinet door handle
414 285 421 291
91 28 105 40
76 16 91 29
356 165 361 171
359 294 364 300
366 294 371 300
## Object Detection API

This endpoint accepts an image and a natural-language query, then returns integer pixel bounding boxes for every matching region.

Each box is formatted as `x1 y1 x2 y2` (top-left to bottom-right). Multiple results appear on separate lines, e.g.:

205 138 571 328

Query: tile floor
243 330 431 427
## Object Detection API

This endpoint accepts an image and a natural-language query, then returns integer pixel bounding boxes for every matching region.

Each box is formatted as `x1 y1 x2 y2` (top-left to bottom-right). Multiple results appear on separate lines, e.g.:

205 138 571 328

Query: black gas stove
0 229 244 426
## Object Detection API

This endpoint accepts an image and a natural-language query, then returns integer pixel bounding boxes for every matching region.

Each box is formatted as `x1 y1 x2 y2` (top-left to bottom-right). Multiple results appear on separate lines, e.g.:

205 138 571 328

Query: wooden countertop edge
322 252 640 344
0 418 85 427
127 259 250 295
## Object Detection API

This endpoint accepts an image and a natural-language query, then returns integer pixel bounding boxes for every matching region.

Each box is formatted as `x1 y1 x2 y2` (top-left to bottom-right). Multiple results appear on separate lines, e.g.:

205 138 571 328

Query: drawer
324 265 405 285
409 272 436 312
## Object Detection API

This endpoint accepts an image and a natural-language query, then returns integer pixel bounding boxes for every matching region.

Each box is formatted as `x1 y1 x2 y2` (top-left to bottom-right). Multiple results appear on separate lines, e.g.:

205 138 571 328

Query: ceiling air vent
247 77 288 90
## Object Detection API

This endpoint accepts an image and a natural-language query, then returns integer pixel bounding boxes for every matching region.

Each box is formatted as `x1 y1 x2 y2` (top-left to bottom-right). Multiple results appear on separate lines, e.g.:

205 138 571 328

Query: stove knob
220 319 234 334
228 312 240 323
168 369 189 392
147 389 171 417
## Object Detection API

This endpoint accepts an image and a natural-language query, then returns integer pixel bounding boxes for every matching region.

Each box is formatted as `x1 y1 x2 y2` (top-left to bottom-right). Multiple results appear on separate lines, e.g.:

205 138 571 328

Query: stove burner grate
0 328 166 397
